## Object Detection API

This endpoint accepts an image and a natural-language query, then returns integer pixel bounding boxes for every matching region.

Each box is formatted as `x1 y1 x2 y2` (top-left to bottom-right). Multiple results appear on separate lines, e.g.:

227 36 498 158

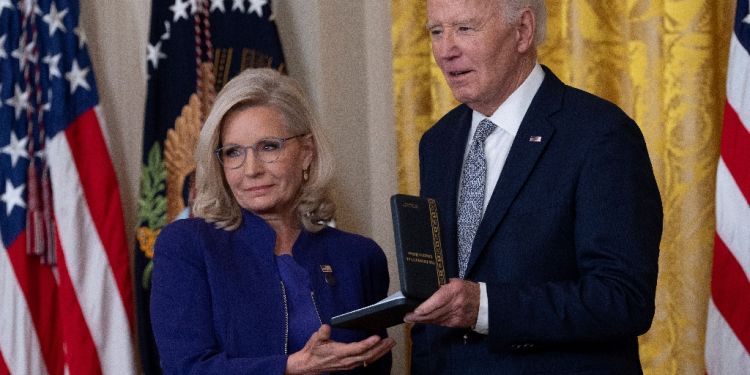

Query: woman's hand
284 324 396 374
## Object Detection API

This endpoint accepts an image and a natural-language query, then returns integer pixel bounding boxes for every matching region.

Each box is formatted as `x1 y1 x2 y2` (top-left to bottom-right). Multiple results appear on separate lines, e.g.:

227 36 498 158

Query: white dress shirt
463 62 546 334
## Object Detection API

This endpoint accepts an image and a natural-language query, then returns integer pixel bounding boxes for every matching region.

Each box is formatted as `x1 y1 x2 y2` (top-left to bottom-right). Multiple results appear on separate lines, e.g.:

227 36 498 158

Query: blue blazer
151 209 391 375
411 67 663 375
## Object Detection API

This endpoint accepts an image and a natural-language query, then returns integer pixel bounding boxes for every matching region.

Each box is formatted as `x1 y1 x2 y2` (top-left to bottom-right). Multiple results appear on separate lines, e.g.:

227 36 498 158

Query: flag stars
231 0 245 13
65 59 91 94
5 84 30 120
11 40 37 71
0 34 7 61
43 2 69 36
161 21 171 41
147 41 167 70
1 132 30 168
210 0 225 13
170 0 191 22
1 180 26 217
18 0 31 16
43 53 62 79
34 148 45 162
248 0 267 17
43 89 52 112
0 0 13 15
75 21 87 49
17 0 41 17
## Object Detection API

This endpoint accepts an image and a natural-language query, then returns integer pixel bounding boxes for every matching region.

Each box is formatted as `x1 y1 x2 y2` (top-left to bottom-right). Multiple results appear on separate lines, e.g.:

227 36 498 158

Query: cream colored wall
80 0 405 372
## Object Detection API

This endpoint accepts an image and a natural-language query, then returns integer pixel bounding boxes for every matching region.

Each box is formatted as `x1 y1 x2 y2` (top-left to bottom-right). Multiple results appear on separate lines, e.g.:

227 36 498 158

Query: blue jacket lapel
464 67 565 278
426 105 473 279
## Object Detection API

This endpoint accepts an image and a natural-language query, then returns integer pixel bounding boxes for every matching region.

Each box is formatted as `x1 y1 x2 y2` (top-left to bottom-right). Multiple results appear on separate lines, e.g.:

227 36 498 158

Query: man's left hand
403 278 480 328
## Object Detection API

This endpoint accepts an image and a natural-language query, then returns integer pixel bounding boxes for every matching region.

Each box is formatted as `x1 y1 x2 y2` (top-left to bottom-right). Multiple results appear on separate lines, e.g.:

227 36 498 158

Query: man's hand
403 278 480 328
285 325 396 374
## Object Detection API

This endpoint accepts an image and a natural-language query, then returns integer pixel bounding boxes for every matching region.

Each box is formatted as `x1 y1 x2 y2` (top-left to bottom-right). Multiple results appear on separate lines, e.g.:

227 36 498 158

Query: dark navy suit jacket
151 209 391 375
411 67 663 375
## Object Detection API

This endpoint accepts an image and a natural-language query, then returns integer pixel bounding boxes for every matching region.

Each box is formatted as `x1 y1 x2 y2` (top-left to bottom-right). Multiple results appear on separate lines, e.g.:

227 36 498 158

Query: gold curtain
392 0 736 373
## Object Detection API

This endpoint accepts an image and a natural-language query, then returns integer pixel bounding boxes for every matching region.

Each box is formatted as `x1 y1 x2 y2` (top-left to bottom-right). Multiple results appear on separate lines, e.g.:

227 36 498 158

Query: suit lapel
464 67 565 277
433 106 472 279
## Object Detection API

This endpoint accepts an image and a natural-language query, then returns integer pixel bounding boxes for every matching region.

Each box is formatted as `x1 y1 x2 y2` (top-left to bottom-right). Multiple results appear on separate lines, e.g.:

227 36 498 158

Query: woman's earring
303 168 309 181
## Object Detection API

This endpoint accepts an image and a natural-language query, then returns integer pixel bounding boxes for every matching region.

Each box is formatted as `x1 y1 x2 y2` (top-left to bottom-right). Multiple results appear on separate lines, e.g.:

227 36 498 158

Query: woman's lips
247 184 273 192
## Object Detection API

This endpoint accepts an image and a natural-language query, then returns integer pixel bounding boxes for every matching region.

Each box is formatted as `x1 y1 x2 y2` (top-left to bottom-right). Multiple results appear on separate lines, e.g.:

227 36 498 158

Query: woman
151 68 395 374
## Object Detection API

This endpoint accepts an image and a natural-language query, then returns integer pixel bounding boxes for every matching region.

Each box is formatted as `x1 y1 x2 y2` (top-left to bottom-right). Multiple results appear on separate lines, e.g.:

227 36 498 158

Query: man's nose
433 32 459 60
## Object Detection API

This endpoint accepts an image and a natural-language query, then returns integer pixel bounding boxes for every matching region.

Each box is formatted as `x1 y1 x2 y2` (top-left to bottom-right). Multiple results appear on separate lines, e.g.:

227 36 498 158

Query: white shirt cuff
474 282 489 335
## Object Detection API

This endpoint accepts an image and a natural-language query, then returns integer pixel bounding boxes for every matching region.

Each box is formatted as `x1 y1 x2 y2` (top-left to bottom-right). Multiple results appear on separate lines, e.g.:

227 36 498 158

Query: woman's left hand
284 324 396 374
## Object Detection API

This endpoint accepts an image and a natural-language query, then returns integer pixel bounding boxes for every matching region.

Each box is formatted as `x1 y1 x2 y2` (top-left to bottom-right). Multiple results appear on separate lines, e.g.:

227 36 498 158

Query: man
403 0 663 373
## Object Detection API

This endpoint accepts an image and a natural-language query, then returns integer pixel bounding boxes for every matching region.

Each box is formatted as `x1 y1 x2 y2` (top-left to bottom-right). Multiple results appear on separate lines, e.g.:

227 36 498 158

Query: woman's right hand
284 324 396 374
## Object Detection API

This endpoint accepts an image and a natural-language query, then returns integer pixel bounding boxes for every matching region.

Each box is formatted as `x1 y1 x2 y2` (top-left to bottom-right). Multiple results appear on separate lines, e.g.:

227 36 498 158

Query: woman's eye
258 141 279 152
223 147 243 158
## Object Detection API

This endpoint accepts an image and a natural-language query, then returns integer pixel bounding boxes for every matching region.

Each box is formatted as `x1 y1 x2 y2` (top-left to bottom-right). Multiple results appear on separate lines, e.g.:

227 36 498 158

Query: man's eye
430 29 442 36
458 26 471 32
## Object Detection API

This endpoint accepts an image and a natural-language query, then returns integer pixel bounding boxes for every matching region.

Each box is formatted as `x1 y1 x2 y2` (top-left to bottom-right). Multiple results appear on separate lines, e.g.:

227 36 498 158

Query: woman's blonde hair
193 68 335 232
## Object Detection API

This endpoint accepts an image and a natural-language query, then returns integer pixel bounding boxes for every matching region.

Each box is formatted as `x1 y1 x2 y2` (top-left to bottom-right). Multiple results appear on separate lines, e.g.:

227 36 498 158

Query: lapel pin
529 136 542 142
320 265 336 286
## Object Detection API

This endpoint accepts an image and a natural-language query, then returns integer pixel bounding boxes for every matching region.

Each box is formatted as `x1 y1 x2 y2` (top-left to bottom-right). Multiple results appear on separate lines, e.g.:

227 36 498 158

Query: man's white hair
498 0 547 46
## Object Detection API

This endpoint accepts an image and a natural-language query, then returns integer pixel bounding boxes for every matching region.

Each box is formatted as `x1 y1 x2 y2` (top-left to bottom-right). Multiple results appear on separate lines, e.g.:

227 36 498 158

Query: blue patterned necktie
457 119 497 279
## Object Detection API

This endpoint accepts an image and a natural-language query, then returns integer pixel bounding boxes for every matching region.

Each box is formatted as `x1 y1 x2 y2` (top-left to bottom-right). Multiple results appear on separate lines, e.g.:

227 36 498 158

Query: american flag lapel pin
529 136 542 142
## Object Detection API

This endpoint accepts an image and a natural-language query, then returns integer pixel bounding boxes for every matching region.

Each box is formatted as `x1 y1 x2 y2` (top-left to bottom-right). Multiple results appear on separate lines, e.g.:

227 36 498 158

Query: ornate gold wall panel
392 0 736 373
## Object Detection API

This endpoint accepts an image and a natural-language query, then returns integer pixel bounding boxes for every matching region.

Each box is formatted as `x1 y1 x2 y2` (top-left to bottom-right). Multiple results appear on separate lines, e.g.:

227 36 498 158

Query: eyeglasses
214 134 307 169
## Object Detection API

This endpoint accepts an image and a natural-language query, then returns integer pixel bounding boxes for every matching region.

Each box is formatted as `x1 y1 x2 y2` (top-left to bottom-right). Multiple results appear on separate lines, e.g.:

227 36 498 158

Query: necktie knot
473 119 497 144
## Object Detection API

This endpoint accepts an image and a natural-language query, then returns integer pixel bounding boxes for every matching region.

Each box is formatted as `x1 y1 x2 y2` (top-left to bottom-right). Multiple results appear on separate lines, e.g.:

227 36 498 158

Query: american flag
705 0 750 373
0 0 135 374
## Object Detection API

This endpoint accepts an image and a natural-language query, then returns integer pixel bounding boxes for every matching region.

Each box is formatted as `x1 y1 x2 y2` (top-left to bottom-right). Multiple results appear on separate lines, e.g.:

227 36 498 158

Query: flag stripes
711 234 750 351
62 108 135 327
55 238 104 375
1 1 136 372
720 103 750 201
47 109 135 375
727 34 750 129
705 1 750 372
715 158 750 280
0 354 10 375
706 300 750 375
7 236 63 375
0 238 51 375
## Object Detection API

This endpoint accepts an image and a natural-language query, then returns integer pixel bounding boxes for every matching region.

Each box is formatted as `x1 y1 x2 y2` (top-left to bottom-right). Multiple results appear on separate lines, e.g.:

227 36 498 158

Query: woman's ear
301 134 315 170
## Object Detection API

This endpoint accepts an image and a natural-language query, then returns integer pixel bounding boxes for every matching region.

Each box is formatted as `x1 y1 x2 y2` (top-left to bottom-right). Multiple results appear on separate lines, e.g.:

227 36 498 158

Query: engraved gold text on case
428 198 447 286
406 252 437 266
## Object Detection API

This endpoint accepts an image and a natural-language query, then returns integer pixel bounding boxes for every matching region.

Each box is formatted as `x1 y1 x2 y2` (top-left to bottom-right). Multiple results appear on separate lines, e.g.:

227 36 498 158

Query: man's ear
516 8 536 53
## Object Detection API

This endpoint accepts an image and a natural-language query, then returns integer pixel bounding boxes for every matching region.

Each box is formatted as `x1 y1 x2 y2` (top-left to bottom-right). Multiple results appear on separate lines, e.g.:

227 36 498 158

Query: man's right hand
403 278 481 328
